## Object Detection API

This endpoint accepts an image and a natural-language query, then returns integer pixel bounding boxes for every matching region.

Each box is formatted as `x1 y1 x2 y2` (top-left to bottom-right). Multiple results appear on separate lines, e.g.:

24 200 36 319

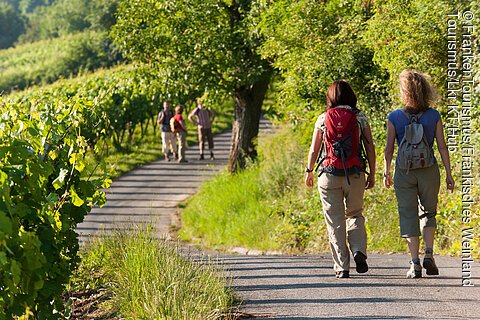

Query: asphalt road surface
77 121 480 319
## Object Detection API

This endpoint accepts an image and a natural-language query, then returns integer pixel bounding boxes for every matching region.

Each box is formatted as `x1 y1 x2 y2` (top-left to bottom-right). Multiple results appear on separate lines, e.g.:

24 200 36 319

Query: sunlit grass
70 227 236 319
179 123 476 257
180 167 282 251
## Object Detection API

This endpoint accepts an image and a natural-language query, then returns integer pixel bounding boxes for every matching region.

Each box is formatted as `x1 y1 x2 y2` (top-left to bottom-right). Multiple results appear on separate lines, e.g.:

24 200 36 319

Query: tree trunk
228 77 270 173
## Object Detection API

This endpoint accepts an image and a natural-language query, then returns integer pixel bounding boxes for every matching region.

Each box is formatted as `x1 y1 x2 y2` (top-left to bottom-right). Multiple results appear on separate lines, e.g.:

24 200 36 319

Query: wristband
305 167 314 173
383 172 390 178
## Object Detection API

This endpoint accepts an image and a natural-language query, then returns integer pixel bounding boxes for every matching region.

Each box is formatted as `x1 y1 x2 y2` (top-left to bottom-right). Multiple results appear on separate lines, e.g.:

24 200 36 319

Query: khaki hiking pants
161 131 177 156
318 172 367 272
176 132 187 161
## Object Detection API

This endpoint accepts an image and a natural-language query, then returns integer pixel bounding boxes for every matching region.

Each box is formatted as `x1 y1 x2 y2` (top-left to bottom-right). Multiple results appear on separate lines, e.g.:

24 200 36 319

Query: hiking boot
335 271 350 278
423 253 439 275
210 152 215 160
198 154 204 160
353 251 368 273
406 261 422 278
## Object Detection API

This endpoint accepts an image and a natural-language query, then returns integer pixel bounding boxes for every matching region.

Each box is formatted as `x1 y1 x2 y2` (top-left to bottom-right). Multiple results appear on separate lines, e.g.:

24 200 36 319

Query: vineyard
0 66 171 317
0 97 107 318
0 0 478 318
0 57 236 316
0 31 121 93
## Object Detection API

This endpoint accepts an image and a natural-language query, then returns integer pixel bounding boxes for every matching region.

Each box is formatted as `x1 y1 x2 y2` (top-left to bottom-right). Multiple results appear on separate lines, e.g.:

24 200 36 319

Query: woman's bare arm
305 128 323 188
383 120 396 188
435 119 455 192
362 125 376 189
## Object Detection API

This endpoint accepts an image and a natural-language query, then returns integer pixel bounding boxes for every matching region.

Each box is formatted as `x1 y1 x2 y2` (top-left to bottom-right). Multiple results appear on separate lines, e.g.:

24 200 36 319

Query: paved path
77 121 480 319
215 253 480 319
76 130 233 242
77 119 273 242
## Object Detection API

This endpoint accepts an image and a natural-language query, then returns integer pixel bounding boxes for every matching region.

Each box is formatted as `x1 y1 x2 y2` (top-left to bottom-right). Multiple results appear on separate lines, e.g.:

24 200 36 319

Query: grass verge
180 125 330 253
68 227 236 319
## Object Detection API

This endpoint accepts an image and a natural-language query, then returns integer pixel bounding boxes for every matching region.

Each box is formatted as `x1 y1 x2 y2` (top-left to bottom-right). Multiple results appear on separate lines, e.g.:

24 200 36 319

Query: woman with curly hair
384 70 454 278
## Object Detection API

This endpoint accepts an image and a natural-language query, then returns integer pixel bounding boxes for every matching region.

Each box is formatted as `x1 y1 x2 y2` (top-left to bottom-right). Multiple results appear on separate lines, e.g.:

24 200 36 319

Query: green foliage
17 0 52 15
112 0 271 99
0 1 25 48
19 0 119 43
0 97 107 318
257 0 390 125
0 31 121 93
71 228 236 319
363 0 455 96
7 65 162 151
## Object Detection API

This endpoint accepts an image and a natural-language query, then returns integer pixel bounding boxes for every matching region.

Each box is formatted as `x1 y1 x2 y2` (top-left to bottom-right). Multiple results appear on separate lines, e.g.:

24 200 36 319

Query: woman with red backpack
305 80 376 278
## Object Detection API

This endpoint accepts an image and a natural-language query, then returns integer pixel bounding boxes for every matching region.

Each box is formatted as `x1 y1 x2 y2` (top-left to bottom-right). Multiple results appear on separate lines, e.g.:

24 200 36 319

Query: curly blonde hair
399 70 437 112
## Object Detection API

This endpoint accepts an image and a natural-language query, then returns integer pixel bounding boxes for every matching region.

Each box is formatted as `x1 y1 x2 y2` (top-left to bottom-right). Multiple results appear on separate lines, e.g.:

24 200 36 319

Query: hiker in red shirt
172 105 188 163
188 98 215 160
305 80 376 278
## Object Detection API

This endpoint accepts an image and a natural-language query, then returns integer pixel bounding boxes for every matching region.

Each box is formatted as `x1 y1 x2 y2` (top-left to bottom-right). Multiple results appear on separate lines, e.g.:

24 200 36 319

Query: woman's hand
305 128 322 189
305 172 314 188
365 174 375 189
383 173 393 189
446 173 455 192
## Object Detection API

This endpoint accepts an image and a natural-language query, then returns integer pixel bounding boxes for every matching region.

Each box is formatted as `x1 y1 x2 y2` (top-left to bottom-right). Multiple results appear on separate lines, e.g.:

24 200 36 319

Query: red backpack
317 107 366 184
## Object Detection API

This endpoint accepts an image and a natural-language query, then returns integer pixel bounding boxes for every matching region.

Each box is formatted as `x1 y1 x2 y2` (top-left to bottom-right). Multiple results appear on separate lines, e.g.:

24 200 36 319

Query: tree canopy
112 0 273 172
257 0 389 120
0 1 24 48
112 0 270 100
20 0 119 42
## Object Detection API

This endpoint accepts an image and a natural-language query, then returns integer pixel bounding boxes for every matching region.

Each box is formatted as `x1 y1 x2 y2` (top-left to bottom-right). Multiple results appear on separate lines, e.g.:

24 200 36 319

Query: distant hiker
188 98 215 160
305 80 376 279
384 70 454 278
172 104 188 163
157 101 177 161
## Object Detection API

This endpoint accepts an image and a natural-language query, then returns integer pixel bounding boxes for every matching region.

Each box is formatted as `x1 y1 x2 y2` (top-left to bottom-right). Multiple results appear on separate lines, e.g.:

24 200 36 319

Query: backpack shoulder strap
401 109 425 123
415 111 424 121
354 109 369 174
401 109 413 122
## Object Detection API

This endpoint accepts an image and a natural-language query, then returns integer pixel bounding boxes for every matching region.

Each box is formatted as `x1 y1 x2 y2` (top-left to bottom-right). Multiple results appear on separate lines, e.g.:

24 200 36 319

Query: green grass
180 126 330 253
180 166 281 250
69 227 236 319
